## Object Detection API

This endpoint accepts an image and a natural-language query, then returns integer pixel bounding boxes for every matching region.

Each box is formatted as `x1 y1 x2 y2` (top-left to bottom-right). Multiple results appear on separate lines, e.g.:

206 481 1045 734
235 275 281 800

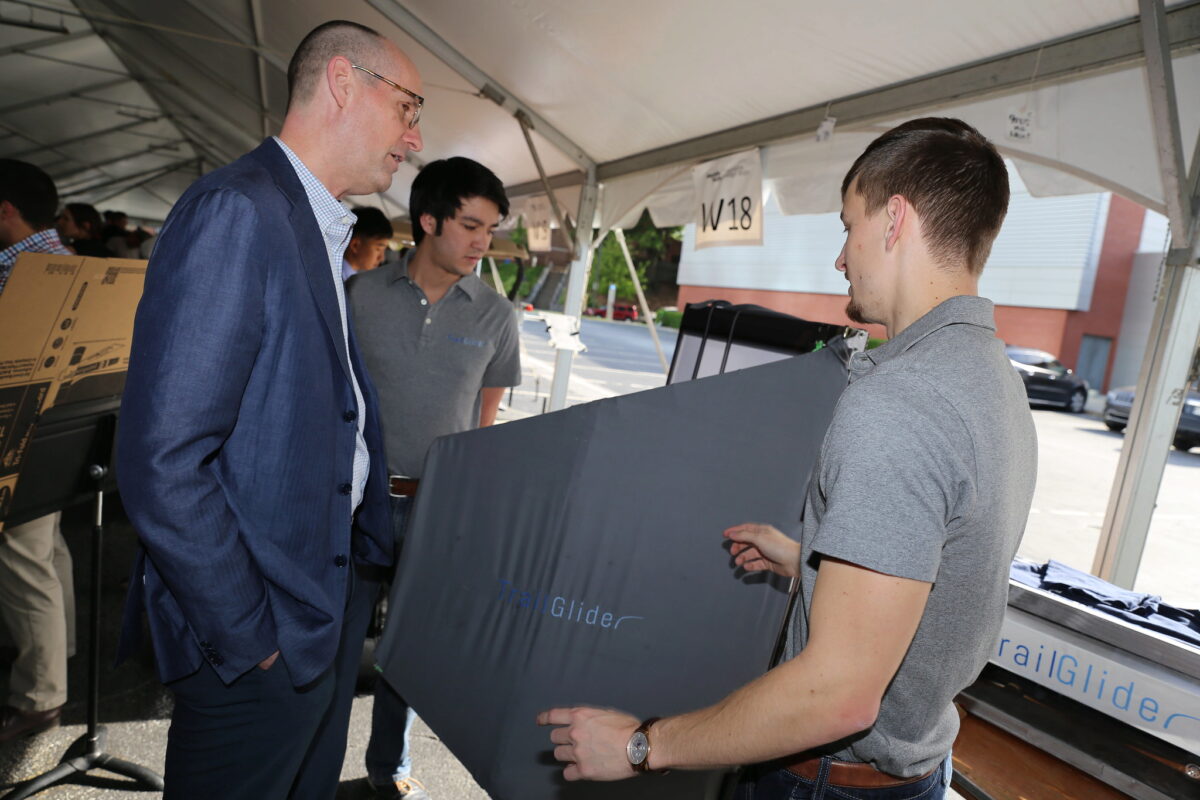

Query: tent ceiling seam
6 116 162 160
85 0 281 127
364 0 595 172
0 76 132 116
99 31 262 152
0 27 94 57
9 0 281 59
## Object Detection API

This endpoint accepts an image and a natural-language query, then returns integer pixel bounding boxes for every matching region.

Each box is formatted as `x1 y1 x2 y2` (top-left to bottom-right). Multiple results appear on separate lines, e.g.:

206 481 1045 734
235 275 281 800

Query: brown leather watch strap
632 717 661 773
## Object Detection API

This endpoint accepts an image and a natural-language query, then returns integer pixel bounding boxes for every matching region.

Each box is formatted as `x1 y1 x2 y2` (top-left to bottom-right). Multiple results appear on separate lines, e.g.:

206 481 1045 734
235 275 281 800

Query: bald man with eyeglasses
116 20 423 799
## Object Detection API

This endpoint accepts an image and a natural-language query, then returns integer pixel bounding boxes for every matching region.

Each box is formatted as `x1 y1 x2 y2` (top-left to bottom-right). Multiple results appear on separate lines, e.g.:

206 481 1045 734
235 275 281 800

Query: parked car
1006 346 1089 413
584 302 639 321
1103 381 1200 452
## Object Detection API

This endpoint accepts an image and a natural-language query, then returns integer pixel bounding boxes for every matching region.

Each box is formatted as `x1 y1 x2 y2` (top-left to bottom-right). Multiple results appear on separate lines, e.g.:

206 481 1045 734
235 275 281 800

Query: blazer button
338 483 352 495
334 554 347 567
343 410 357 422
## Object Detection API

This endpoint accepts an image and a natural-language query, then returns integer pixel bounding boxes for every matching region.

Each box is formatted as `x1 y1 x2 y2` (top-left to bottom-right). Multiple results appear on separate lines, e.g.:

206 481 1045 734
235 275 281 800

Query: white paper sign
692 149 763 250
1007 108 1034 141
525 196 552 252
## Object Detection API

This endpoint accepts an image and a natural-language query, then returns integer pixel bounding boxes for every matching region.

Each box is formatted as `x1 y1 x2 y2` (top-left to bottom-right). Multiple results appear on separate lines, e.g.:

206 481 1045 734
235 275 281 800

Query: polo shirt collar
865 295 996 367
389 248 482 301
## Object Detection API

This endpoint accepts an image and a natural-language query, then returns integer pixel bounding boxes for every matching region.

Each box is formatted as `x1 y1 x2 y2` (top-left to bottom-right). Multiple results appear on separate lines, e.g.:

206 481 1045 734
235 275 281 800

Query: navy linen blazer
116 139 393 687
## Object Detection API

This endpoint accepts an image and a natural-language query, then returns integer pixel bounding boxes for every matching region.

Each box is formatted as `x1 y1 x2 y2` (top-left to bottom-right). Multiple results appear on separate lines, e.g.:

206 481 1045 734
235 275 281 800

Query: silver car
1103 381 1200 452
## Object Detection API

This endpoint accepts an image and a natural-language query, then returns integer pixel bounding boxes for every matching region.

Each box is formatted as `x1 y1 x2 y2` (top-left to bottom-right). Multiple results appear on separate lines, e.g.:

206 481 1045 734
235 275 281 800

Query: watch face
627 731 649 765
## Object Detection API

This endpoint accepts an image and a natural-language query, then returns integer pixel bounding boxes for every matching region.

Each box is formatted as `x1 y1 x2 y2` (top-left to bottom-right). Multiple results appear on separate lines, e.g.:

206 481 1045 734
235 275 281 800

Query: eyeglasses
352 64 423 129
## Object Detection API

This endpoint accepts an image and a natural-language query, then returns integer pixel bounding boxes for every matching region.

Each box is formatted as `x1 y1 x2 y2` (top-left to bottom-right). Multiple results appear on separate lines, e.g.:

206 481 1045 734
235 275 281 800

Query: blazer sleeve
118 187 278 680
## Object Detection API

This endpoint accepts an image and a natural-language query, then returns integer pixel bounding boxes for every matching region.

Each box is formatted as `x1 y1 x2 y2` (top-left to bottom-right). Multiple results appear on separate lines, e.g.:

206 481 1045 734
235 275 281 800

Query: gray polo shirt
785 295 1037 776
346 251 521 479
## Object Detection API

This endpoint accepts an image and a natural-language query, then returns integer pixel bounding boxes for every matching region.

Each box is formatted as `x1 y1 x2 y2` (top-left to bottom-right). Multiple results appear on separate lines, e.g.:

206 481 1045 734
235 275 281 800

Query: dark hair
841 117 1009 275
66 202 103 239
287 20 384 110
0 159 59 230
410 157 509 245
350 206 393 241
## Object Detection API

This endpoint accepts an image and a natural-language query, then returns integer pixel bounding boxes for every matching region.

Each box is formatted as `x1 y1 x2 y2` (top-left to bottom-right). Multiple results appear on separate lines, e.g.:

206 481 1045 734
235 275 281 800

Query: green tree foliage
588 210 680 306
510 217 528 251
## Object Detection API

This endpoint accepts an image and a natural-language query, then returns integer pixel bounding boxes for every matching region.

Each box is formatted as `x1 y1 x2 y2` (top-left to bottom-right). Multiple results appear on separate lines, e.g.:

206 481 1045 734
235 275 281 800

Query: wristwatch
626 716 661 773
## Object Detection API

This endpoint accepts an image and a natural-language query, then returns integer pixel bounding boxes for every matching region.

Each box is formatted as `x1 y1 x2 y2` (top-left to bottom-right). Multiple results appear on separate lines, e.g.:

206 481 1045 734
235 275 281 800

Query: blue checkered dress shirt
0 228 73 295
274 137 371 513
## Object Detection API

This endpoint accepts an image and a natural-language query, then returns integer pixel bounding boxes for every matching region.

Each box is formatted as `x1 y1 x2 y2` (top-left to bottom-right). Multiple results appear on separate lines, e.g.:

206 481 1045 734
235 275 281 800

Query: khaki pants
0 512 75 711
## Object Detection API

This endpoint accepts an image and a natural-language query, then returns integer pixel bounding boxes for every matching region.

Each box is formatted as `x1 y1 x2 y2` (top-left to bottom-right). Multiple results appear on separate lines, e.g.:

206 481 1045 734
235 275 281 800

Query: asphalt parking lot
1017 402 1200 609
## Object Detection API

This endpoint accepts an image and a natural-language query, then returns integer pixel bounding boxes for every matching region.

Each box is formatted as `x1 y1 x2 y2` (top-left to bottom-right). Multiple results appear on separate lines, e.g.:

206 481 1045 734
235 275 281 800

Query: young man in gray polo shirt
538 118 1037 800
347 156 520 799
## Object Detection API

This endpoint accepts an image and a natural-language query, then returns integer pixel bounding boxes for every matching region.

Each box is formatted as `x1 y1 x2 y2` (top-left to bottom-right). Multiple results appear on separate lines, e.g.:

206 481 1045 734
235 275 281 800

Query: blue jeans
735 754 952 800
366 496 416 786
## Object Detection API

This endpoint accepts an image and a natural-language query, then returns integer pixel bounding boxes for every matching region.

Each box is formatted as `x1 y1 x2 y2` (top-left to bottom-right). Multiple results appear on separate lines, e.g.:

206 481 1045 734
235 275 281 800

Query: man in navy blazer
117 20 423 799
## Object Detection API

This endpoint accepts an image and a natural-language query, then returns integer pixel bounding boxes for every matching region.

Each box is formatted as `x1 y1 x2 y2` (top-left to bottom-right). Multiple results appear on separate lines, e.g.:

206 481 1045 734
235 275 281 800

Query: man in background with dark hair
56 202 112 257
0 159 77 745
344 205 394 280
538 118 1037 800
100 210 134 258
347 157 520 799
0 159 72 289
116 20 422 798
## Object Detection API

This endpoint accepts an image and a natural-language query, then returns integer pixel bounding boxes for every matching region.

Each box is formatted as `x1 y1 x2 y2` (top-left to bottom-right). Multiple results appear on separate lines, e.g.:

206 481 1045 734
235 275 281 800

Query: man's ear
419 213 438 238
884 194 907 251
326 55 355 109
346 237 362 258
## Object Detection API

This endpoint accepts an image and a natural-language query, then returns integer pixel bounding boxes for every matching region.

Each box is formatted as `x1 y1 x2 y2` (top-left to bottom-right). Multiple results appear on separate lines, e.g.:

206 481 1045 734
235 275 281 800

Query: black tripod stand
2 414 162 799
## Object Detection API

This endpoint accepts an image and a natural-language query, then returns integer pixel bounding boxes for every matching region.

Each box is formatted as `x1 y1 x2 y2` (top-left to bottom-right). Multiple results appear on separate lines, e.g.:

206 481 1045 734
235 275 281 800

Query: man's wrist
642 716 671 772
648 714 667 772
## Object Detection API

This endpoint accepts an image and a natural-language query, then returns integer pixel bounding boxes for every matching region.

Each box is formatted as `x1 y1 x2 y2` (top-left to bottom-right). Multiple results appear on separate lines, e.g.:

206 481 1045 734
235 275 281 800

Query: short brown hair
286 20 385 110
842 118 1009 274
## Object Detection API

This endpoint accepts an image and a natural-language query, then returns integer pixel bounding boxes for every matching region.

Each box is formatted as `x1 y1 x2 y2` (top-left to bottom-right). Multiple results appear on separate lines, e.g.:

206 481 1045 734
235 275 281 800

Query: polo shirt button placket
421 308 433 343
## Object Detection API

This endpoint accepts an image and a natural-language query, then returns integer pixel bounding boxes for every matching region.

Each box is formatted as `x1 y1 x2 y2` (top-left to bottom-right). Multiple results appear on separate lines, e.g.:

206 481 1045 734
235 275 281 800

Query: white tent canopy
2 0 1199 593
594 51 1200 231
1 1 1195 219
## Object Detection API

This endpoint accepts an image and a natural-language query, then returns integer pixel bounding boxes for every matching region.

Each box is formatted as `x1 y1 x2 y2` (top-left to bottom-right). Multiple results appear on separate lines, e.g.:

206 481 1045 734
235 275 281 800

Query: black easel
2 407 162 799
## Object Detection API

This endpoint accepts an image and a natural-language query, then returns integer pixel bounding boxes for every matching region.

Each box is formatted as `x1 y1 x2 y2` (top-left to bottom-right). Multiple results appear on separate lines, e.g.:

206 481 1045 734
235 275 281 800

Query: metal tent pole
1092 0 1200 587
613 228 669 374
548 172 599 412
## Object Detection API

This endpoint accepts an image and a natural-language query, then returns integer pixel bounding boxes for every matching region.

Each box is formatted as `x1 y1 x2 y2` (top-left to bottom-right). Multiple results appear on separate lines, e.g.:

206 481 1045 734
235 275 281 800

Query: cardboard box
0 253 145 529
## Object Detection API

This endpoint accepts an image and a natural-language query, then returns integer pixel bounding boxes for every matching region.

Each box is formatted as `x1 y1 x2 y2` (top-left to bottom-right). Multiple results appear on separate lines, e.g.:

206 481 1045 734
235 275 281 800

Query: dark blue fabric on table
1010 559 1200 647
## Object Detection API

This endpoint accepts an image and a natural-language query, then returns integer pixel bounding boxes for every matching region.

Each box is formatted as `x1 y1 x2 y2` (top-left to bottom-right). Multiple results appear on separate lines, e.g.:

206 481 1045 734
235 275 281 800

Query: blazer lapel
290 202 353 384
253 139 353 385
